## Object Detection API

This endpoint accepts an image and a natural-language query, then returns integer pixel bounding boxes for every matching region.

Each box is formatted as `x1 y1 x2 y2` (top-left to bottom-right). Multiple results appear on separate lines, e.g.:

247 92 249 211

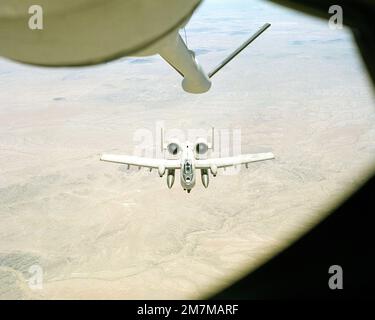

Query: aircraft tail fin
208 23 271 78
161 127 165 152
210 127 215 152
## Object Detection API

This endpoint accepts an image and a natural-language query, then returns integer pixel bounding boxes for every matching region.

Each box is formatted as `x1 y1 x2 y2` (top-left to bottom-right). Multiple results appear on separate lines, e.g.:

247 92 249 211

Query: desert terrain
0 0 374 299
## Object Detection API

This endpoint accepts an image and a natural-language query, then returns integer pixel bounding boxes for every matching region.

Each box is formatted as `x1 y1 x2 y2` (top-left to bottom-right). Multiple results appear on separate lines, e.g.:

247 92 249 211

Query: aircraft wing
195 152 275 169
100 154 181 169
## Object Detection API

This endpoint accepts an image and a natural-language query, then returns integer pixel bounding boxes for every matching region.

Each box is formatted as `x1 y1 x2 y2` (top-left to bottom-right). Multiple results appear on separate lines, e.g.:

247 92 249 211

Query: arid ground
0 0 374 299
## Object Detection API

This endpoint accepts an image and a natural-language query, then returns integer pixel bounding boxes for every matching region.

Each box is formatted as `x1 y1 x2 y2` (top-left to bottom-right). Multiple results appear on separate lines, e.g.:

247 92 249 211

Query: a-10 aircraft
101 129 275 193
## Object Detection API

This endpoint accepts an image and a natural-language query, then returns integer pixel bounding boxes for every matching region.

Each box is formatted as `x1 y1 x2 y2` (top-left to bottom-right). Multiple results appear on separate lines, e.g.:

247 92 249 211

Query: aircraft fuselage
179 143 196 193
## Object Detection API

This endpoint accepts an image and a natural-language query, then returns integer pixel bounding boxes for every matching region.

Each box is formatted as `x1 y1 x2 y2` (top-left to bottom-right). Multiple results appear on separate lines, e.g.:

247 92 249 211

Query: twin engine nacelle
194 139 209 157
165 134 212 159
166 140 181 156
